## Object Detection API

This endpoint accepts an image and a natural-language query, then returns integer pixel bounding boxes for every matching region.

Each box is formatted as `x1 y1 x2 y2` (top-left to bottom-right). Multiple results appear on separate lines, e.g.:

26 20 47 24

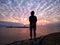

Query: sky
0 0 60 25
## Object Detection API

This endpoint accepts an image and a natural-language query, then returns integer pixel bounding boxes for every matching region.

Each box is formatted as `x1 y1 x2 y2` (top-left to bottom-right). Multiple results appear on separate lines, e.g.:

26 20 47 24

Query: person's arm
35 16 37 22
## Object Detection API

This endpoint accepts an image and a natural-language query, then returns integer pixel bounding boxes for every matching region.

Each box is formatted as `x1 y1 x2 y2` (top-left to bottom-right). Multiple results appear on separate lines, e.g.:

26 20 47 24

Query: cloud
0 0 8 4
0 0 60 24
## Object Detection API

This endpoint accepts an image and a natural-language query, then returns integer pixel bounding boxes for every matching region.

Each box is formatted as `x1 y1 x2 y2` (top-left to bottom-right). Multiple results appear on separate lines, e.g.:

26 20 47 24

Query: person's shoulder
29 16 32 18
29 16 31 17
34 16 37 17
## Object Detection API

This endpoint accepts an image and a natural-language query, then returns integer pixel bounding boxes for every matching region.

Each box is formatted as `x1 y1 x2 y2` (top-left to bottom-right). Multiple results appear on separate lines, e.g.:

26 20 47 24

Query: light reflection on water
0 27 60 45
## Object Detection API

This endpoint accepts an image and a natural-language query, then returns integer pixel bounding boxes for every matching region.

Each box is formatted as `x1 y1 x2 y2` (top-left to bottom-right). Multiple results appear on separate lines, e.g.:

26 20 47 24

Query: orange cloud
6 18 52 25
37 20 51 25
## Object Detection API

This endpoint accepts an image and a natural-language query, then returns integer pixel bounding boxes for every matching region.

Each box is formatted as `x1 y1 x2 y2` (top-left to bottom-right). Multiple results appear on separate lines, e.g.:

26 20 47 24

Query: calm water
0 27 60 45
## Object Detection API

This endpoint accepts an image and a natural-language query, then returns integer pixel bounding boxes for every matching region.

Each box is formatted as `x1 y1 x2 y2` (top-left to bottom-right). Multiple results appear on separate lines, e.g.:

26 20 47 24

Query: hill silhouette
43 22 60 27
7 32 60 45
0 21 24 27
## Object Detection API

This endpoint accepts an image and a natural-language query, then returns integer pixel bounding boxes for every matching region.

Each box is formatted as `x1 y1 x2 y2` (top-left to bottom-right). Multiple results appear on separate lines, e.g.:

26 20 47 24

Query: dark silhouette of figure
29 11 37 39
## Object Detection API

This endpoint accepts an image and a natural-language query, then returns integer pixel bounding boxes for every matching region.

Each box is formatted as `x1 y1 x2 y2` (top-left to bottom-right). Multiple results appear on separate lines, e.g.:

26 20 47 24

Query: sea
0 26 60 45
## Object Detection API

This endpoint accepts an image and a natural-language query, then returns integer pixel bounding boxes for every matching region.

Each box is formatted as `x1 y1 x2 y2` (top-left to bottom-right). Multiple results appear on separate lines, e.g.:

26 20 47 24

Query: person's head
31 11 35 16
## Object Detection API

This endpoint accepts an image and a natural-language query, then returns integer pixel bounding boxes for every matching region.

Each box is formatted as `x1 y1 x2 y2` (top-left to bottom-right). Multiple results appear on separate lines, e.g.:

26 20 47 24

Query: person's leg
30 27 32 39
34 30 36 38
34 27 36 39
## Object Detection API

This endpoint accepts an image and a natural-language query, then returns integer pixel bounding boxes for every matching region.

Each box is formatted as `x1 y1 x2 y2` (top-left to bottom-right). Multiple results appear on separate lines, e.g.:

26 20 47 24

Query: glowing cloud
0 0 60 25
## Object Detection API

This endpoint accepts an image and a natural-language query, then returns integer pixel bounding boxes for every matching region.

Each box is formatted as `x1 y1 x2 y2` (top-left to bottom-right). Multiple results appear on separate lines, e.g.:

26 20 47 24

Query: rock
7 32 60 45
41 32 60 45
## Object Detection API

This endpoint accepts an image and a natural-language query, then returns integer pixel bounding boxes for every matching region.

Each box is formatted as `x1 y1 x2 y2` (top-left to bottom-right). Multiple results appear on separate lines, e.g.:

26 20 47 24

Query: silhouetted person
29 11 37 39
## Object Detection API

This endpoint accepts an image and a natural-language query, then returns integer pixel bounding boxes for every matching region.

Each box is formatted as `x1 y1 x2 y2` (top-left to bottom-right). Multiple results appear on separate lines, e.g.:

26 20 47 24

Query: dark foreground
7 32 60 45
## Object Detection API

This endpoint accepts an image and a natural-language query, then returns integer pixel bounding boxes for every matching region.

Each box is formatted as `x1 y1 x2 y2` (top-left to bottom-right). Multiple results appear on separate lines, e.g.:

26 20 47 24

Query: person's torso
30 16 37 26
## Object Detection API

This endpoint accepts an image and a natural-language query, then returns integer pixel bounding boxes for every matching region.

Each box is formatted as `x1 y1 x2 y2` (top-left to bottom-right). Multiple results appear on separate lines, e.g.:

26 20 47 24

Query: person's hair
31 11 35 16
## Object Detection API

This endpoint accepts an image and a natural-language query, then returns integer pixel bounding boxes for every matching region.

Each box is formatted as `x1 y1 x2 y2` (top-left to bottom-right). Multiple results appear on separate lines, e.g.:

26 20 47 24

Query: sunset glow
37 20 51 25
0 0 60 25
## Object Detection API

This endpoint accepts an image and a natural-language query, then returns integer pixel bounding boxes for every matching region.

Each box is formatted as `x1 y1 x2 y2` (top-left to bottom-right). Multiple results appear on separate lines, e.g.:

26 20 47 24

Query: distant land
0 21 29 28
0 21 60 28
42 22 60 27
